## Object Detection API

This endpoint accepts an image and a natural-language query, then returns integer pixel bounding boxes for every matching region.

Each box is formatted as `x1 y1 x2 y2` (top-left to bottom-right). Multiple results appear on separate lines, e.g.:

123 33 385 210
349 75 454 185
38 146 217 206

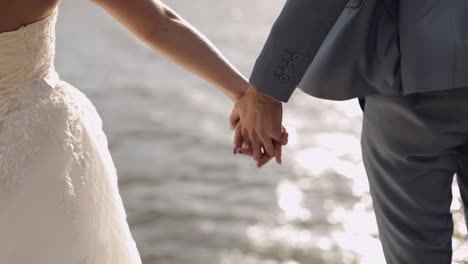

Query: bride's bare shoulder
0 0 60 33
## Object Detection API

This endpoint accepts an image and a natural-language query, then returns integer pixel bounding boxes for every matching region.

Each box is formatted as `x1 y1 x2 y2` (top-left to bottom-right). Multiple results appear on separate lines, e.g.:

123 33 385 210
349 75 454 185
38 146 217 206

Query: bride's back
0 0 60 33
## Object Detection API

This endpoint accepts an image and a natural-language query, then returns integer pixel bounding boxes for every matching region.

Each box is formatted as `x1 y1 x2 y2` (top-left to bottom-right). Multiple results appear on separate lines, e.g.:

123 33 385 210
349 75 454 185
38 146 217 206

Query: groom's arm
250 0 350 102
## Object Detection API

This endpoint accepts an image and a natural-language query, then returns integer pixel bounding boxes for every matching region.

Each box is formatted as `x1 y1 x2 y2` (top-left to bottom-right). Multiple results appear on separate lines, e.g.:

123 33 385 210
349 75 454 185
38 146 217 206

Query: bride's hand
232 118 288 167
230 86 287 167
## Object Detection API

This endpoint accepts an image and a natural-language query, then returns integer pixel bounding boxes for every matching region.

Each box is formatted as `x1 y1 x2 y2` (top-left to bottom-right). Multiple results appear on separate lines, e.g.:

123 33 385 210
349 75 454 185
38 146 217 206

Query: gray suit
250 1 468 263
250 0 468 104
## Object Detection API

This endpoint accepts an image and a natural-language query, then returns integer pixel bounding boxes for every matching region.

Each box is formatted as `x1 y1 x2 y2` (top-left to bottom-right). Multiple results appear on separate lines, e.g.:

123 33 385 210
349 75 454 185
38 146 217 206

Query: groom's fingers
234 124 253 157
268 129 283 143
257 142 282 167
258 158 269 167
257 154 273 168
251 135 263 165
233 123 243 151
267 126 288 148
241 128 251 149
258 143 284 167
261 138 276 160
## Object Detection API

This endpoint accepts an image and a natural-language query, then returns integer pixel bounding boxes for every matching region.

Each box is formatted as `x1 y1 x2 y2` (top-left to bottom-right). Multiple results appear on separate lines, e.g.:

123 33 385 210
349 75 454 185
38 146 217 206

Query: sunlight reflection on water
288 135 385 263
277 181 312 221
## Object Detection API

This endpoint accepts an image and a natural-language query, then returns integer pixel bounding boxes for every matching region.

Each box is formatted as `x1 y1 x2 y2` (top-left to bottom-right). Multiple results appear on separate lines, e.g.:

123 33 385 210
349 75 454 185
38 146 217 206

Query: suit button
288 61 297 68
280 75 290 84
284 68 294 77
293 53 304 62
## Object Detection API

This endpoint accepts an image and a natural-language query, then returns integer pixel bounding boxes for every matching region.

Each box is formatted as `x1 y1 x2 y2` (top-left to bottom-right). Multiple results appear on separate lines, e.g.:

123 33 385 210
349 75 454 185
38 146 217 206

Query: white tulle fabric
0 8 142 264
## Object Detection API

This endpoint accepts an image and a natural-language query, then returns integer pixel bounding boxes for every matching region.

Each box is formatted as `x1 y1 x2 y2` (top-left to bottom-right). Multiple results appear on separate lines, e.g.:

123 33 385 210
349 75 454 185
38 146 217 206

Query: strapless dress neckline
0 8 58 36
0 7 59 119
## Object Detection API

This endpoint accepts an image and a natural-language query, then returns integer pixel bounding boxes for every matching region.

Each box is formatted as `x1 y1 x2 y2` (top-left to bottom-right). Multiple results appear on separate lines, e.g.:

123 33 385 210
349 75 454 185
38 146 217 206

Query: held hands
230 84 288 168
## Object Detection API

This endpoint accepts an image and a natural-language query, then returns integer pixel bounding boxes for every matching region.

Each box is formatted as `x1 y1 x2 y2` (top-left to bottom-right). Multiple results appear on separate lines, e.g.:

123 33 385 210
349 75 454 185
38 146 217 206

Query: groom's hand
229 85 284 167
233 122 288 167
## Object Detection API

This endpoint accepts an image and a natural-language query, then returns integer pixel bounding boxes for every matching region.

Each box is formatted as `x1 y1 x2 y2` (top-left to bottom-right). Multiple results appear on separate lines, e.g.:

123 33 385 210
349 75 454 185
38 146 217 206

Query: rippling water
54 1 466 264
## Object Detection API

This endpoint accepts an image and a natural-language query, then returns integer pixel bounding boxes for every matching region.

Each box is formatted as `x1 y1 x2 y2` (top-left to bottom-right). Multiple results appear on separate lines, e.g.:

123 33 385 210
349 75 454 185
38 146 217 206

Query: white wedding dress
0 7 142 264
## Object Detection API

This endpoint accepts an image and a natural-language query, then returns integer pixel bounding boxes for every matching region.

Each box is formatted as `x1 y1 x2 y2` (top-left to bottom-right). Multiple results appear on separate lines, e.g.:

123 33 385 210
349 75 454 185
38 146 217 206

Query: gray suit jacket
250 0 468 105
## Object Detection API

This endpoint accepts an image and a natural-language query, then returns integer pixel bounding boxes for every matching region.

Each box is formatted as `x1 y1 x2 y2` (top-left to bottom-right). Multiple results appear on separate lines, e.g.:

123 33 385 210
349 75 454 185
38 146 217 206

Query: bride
0 0 286 263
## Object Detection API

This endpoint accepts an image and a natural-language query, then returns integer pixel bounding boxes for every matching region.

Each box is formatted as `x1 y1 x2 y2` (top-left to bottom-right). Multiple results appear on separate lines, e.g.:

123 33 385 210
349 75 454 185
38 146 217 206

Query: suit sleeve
250 0 350 102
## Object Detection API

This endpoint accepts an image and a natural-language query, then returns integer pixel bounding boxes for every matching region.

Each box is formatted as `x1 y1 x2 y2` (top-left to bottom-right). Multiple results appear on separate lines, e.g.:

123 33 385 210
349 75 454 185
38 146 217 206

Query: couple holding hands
3 0 468 263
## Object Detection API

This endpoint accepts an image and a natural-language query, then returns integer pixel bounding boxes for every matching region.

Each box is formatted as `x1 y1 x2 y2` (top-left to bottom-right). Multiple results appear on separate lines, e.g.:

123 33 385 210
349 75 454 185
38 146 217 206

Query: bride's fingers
235 144 254 156
242 141 251 149
242 142 249 149
233 126 253 156
238 147 253 157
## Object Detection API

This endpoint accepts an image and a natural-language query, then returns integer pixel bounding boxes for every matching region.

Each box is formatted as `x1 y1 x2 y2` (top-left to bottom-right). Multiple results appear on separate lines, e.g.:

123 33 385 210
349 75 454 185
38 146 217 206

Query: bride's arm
90 0 249 102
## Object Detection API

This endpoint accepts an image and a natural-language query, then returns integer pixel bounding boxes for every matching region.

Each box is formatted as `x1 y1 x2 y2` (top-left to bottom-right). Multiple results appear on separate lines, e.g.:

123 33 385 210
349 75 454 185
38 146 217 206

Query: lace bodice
0 7 60 119
0 7 142 263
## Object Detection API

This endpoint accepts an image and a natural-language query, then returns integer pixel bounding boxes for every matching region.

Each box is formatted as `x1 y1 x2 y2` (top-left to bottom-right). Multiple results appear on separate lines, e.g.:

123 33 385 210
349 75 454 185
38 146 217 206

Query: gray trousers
360 87 468 263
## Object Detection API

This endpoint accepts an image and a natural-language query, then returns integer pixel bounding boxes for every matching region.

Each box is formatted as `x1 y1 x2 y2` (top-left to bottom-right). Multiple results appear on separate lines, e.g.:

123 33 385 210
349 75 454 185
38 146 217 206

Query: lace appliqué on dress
0 84 91 206
0 7 142 263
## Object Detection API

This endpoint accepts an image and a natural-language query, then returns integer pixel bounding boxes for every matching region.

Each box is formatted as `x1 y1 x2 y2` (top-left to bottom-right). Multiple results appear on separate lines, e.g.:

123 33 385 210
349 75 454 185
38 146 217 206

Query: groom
231 0 468 263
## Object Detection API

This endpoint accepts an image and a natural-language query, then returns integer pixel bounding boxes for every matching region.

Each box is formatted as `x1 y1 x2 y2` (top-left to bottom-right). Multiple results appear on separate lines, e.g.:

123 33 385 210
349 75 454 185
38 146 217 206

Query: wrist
228 80 251 103
251 85 282 105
